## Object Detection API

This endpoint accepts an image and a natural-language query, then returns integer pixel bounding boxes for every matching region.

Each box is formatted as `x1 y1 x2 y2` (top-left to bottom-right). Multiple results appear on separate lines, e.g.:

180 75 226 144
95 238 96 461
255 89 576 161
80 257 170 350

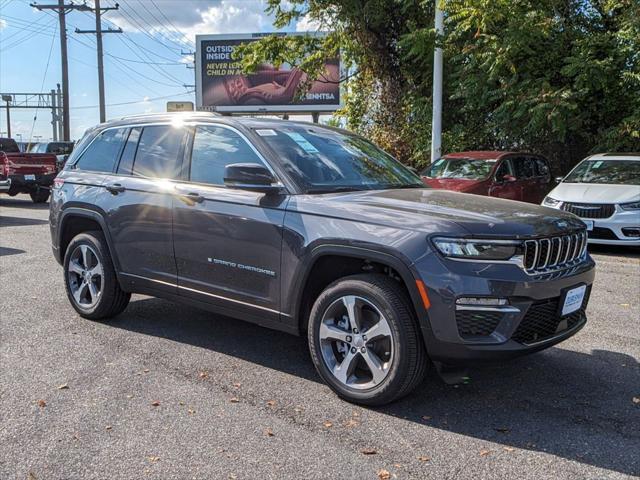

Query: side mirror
502 174 517 183
224 163 282 194
555 176 564 183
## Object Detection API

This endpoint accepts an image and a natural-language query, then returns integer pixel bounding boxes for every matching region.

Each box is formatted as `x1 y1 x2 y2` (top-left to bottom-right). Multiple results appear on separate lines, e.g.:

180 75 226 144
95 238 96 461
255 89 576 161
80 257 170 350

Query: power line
28 19 57 144
70 90 194 110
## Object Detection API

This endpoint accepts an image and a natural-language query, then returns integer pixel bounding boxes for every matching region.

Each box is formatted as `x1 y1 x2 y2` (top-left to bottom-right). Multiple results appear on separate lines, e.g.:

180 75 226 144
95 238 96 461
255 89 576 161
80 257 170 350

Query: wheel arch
292 244 429 336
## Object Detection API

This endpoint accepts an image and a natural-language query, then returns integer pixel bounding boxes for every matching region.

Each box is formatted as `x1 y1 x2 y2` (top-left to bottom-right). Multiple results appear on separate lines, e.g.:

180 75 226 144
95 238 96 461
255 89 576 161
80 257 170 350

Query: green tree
234 0 640 172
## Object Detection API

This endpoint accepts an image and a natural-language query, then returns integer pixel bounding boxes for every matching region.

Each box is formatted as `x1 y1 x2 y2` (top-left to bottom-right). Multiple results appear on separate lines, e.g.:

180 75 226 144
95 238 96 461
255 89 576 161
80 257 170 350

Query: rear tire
308 273 427 406
63 231 130 320
30 189 50 203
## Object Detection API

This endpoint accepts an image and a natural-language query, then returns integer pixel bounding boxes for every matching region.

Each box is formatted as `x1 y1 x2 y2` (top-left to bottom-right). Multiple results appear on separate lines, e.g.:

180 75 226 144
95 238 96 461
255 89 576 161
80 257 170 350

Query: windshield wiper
306 186 365 194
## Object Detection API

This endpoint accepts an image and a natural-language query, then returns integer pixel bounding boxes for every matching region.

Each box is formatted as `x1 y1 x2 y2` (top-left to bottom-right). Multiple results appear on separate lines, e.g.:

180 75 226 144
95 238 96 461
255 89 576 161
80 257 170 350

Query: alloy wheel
67 244 103 309
319 295 394 390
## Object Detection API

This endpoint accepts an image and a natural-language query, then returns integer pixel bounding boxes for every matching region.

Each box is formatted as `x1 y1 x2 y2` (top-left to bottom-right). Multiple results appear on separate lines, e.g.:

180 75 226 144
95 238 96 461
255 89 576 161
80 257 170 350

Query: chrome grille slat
523 230 587 274
561 202 614 219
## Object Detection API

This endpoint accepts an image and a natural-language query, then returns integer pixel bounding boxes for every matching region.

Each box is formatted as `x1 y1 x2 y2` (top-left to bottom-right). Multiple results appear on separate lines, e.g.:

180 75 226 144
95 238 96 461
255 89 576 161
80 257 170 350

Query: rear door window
132 125 187 179
75 128 127 173
533 157 550 177
117 127 141 175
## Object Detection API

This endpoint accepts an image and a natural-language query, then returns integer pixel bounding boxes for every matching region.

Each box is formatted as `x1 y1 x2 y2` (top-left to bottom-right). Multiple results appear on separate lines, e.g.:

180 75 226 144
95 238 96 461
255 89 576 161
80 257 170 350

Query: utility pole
76 0 122 123
431 0 444 162
1 95 12 138
31 1 91 141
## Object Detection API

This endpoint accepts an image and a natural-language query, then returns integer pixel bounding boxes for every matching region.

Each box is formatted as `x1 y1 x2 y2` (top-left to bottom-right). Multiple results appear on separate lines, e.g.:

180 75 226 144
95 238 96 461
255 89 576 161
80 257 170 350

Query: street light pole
431 1 444 163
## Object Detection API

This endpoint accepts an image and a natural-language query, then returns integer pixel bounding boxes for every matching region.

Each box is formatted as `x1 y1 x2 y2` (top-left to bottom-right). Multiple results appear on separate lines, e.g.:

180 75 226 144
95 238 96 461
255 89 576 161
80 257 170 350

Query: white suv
542 153 640 246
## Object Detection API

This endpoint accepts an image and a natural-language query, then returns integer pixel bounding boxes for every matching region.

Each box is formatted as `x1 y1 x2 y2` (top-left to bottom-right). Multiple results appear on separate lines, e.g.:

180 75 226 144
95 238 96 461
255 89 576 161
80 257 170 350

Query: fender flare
58 206 121 273
290 243 431 333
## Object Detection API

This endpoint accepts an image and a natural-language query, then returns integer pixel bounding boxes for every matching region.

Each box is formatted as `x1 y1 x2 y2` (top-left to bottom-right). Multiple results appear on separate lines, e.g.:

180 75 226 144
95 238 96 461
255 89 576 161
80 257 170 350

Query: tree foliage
234 0 640 172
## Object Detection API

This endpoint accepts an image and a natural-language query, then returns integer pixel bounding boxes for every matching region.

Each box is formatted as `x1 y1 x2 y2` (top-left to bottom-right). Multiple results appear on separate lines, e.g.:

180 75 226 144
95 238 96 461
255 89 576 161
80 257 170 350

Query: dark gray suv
50 113 595 405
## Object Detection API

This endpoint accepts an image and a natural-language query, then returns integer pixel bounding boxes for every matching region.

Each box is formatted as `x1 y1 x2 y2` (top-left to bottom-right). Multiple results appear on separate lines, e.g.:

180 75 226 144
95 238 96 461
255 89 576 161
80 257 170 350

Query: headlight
543 196 562 207
620 201 640 210
432 237 522 260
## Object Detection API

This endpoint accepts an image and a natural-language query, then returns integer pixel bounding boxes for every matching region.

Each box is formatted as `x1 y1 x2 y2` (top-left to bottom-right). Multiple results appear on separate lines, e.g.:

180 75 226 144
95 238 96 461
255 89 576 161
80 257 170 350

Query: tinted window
75 128 127 173
190 126 264 185
132 126 186 179
512 157 536 179
534 157 550 177
494 159 512 180
424 157 496 180
0 138 20 153
46 142 74 155
117 127 141 175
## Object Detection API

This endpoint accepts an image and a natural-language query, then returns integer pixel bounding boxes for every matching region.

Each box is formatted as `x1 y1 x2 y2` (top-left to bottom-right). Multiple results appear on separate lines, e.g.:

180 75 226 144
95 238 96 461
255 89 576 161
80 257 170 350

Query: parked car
542 153 640 246
50 114 595 405
0 137 57 203
421 151 553 204
32 141 75 170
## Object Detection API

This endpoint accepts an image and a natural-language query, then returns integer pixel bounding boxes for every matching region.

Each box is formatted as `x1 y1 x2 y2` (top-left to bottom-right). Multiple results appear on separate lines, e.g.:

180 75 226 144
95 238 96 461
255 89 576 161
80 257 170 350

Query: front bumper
413 251 596 364
0 177 10 192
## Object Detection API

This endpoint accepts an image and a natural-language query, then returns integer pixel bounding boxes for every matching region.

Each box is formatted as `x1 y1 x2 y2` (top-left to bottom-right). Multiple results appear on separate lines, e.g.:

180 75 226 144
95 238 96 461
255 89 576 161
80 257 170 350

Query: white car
542 153 640 246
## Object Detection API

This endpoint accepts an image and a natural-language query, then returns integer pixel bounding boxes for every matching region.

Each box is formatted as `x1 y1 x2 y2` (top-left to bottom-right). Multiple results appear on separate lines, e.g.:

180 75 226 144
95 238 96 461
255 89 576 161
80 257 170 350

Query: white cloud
296 14 322 32
0 19 7 30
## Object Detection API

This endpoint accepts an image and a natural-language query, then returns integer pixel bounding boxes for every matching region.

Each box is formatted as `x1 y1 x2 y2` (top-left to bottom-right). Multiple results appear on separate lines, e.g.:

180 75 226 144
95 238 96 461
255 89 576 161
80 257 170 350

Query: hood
549 182 640 204
291 188 584 238
422 177 489 193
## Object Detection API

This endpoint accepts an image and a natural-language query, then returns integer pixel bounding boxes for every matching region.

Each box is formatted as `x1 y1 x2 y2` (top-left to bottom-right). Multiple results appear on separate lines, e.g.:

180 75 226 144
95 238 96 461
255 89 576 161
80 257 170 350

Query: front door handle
106 183 125 195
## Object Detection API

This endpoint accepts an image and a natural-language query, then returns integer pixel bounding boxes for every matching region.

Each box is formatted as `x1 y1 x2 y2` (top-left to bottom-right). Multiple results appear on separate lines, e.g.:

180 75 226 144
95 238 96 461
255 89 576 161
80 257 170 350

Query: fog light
456 297 508 306
622 228 640 238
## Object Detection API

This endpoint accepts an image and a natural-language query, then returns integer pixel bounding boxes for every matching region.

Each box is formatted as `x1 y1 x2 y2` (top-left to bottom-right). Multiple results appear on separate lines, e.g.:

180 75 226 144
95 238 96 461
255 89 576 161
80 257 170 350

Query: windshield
424 157 496 180
0 138 20 153
46 142 74 155
564 160 640 185
255 125 424 193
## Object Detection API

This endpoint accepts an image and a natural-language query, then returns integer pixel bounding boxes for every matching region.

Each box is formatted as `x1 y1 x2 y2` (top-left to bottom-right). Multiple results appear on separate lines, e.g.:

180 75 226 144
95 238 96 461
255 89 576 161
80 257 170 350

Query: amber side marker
415 280 431 309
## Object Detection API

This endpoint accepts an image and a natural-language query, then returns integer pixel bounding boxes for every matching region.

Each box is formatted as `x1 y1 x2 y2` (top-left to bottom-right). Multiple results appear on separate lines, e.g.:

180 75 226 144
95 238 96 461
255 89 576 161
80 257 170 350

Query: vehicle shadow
0 216 49 227
0 197 50 210
0 246 26 256
110 297 640 476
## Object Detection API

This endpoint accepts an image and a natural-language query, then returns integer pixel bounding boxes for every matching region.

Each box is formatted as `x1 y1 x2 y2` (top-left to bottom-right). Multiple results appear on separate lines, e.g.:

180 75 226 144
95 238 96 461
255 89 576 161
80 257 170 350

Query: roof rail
117 111 219 121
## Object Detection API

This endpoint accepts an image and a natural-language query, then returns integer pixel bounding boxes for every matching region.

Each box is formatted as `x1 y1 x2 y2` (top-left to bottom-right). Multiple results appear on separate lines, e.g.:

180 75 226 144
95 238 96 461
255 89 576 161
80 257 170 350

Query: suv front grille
562 202 615 219
511 288 590 345
456 311 502 338
523 230 587 273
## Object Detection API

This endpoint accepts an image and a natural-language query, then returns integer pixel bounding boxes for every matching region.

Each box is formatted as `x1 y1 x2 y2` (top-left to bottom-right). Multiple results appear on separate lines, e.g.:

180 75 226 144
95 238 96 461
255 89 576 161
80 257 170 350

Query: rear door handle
180 192 205 204
105 183 125 195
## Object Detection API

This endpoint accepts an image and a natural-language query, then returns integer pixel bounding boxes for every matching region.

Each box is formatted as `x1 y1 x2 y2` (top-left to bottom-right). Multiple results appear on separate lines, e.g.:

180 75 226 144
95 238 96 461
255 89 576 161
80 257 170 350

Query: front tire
63 231 130 320
308 274 427 406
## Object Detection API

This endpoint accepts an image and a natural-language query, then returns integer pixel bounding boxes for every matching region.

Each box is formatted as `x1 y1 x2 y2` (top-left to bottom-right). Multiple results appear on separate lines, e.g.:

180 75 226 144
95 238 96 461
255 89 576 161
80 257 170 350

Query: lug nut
353 328 359 334
351 347 357 354
346 335 352 343
362 335 367 341
360 347 366 353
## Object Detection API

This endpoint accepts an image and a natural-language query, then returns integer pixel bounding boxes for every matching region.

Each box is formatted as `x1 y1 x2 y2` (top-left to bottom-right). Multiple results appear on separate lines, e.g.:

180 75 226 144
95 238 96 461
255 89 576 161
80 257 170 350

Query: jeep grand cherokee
50 113 595 405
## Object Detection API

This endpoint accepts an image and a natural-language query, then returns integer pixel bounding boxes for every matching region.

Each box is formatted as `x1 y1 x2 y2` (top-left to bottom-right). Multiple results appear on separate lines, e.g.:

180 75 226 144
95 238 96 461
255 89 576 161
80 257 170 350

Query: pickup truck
0 137 58 203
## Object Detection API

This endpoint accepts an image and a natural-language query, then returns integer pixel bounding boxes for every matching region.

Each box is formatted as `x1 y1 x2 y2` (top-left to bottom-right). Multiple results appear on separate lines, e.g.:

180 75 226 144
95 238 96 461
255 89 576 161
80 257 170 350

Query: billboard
195 33 341 113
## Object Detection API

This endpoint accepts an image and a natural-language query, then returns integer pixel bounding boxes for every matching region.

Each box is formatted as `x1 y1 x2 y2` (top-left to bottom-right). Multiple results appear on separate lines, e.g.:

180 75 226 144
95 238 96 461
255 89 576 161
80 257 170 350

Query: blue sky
0 0 313 142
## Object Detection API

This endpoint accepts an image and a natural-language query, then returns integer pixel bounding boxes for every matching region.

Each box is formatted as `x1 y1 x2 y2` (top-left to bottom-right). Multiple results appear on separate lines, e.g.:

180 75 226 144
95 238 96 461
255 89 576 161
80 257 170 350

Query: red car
421 151 553 204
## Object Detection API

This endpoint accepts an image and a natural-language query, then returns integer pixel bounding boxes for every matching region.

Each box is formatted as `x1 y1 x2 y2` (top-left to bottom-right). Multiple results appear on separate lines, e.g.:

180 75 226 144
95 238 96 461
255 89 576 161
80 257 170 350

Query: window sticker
434 159 445 166
285 132 320 154
592 161 603 168
255 129 277 137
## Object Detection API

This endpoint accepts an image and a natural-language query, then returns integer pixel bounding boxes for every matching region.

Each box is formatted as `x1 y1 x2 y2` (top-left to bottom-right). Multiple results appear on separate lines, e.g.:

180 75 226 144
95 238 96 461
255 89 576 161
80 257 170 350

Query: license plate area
582 220 594 231
24 174 36 181
560 284 587 317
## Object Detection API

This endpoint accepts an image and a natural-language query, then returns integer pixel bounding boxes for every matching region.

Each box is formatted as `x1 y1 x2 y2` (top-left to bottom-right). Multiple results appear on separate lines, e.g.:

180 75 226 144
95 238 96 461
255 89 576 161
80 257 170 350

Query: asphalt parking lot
1 195 639 480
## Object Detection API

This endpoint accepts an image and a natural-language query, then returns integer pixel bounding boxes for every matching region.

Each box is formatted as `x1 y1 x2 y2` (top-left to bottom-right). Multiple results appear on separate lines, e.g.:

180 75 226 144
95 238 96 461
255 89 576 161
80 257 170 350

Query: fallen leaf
294 406 303 413
503 446 515 452
151 401 160 407
147 456 160 463
27 471 38 480
620 303 630 307
344 419 359 428
393 463 402 468
179 401 185 406
323 420 333 428
361 448 377 455
264 428 275 437
479 449 492 456
199 371 209 379
377 469 391 480
229 397 240 403
494 427 510 433
127 394 134 399
633 396 640 405
37 399 46 408
421 415 432 421
105 425 112 431
232 382 241 388
418 456 430 462
266 400 276 407
143 369 149 373
188 408 195 415
57 384 69 390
